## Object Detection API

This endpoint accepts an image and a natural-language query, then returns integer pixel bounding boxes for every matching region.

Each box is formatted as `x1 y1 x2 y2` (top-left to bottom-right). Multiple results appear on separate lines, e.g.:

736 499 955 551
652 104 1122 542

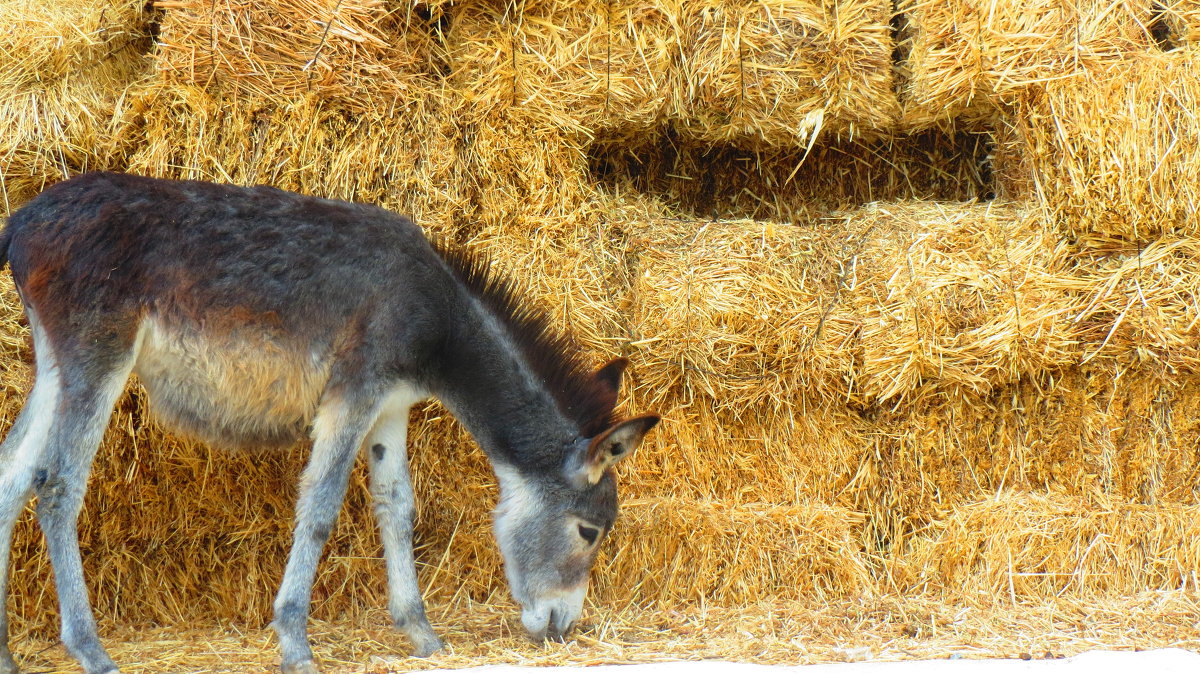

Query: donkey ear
593 357 629 394
574 414 660 485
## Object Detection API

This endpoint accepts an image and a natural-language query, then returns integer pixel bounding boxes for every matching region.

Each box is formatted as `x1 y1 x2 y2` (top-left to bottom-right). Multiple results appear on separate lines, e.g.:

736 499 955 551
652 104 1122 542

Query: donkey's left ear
576 414 660 485
593 357 630 394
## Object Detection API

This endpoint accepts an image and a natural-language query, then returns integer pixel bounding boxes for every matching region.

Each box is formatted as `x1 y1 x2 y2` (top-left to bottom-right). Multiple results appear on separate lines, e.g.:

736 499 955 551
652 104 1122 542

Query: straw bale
0 1 152 214
676 0 898 146
898 0 1154 129
152 0 440 110
626 202 1071 414
903 492 1200 599
446 0 679 139
122 85 466 232
0 0 147 88
1012 48 1200 241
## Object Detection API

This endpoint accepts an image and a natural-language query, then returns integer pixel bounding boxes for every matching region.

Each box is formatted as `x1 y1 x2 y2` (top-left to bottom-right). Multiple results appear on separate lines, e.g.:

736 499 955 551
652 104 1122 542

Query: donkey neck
431 296 578 474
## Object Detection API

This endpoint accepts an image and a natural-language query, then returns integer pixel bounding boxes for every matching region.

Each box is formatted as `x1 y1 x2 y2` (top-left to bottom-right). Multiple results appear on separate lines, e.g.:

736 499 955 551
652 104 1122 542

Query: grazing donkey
0 172 659 674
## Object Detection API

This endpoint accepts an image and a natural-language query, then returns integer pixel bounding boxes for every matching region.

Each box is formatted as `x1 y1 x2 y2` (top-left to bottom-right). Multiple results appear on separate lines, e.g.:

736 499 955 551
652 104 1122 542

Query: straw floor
9 593 1200 672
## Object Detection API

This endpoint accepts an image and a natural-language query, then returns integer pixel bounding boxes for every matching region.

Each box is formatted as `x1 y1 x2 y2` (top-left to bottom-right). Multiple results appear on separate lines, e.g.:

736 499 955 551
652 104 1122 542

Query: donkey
0 171 659 674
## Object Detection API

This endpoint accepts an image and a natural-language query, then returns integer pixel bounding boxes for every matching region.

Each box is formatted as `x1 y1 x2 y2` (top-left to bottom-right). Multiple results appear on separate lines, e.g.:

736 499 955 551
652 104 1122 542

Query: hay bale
446 0 679 139
677 0 898 146
152 0 439 109
0 0 147 87
902 492 1200 599
1012 48 1200 241
898 0 1153 129
0 0 152 213
121 85 467 232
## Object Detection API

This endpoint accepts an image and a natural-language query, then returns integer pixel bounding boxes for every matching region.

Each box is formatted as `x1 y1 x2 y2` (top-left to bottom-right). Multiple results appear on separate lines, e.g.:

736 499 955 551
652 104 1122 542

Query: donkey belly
133 316 332 450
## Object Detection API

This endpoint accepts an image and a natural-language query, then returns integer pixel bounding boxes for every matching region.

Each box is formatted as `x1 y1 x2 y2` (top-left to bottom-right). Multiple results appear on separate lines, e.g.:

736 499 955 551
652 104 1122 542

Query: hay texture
446 0 678 138
1013 48 1200 241
152 0 439 109
676 0 898 146
5 0 1200 651
898 0 1154 129
0 0 152 213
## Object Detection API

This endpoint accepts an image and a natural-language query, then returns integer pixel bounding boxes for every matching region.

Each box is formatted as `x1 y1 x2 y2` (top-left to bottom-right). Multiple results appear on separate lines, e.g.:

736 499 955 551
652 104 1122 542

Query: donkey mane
431 240 618 438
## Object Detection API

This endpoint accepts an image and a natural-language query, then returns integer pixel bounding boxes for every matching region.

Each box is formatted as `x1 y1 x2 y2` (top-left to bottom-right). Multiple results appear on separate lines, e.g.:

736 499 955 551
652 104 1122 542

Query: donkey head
491 358 659 642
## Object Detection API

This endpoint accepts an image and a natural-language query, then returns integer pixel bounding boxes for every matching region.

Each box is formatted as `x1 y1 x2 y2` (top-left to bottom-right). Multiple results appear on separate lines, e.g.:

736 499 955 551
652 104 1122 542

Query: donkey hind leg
273 393 380 674
364 387 441 657
0 366 62 674
34 360 135 674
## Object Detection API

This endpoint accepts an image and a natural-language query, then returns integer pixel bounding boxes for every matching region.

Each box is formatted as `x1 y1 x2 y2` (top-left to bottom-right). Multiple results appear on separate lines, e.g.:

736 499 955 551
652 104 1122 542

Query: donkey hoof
281 660 320 674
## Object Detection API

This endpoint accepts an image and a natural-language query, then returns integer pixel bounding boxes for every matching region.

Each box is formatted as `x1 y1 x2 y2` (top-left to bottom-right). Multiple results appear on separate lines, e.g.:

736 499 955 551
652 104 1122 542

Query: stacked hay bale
3 0 1200 640
0 0 152 213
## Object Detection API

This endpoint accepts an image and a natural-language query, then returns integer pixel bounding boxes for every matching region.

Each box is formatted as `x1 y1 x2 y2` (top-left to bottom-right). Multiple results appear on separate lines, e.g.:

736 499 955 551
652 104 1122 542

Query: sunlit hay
627 202 1073 415
121 84 466 233
0 1 152 214
898 0 1153 129
9 593 1200 672
593 499 873 606
677 0 898 147
902 492 1200 600
151 0 440 111
1012 48 1200 242
1064 236 1200 374
446 0 680 140
0 0 147 88
841 203 1076 406
451 112 593 231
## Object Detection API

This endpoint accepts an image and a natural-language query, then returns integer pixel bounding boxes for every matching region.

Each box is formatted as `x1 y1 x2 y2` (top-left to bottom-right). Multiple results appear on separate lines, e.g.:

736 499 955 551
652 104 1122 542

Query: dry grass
446 0 679 139
676 0 898 146
9 593 1200 672
898 0 1154 128
4 0 1200 665
1012 47 1200 241
151 0 439 110
0 0 152 214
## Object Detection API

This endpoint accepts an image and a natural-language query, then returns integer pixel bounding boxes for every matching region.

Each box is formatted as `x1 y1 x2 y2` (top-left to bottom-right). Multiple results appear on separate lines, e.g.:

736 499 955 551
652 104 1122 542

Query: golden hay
7 593 1200 672
903 492 1200 599
0 0 151 214
676 0 898 146
151 0 439 110
121 85 466 230
0 0 147 88
446 0 678 139
1012 47 1200 241
898 0 1154 129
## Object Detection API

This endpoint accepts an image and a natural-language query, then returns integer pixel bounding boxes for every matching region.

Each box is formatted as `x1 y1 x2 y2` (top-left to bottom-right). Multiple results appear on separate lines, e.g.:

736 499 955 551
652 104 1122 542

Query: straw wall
897 0 1154 128
0 0 151 212
3 0 1200 642
1013 48 1200 242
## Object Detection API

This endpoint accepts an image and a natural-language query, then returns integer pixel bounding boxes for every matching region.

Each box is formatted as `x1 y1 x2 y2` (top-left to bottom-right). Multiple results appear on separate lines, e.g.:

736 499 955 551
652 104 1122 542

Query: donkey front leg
364 389 442 657
273 394 378 674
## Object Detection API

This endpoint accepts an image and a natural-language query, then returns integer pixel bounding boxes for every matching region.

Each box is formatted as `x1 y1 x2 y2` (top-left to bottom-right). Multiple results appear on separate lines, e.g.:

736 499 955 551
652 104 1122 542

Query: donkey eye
577 524 600 546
